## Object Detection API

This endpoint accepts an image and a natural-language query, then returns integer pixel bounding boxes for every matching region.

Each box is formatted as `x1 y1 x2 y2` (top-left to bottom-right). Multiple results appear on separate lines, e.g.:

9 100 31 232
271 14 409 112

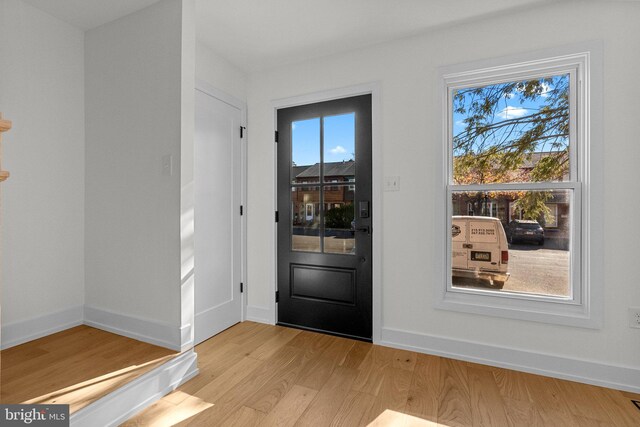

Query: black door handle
355 226 371 235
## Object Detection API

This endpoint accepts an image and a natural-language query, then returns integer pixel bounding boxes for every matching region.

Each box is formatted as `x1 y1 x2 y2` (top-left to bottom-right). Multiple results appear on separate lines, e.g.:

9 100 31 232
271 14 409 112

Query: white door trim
194 79 248 324
270 82 383 343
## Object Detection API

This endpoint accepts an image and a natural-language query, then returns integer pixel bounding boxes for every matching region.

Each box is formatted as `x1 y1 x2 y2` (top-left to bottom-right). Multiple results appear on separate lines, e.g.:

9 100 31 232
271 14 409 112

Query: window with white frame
439 47 599 326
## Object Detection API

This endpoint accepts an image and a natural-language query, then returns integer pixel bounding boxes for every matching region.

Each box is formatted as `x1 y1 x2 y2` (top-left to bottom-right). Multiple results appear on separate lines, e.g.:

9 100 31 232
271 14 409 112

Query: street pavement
453 243 570 296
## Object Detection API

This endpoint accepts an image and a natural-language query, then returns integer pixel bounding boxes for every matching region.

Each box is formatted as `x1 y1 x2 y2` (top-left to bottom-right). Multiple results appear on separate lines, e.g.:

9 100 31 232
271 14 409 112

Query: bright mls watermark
1 405 69 426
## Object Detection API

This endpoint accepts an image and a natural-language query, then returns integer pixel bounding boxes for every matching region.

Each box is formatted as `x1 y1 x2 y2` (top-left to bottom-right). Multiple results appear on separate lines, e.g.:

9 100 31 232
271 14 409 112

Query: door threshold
276 322 372 343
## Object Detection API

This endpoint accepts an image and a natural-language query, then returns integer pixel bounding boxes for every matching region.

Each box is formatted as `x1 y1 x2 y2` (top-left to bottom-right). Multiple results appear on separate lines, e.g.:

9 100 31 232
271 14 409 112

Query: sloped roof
519 151 566 169
291 165 309 178
296 161 355 178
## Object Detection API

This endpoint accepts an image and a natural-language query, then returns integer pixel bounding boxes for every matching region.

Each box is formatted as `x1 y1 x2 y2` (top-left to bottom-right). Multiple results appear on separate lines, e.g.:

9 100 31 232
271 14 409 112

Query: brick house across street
291 160 355 238
452 152 571 249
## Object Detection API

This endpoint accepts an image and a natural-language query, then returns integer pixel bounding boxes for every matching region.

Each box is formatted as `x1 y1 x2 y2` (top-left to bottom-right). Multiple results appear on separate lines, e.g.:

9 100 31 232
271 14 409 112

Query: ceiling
22 0 609 73
195 0 555 72
23 0 163 30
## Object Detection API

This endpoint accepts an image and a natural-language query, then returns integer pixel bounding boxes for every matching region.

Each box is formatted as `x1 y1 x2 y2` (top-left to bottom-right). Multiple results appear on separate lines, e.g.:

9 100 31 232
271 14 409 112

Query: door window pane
451 189 571 297
323 186 355 255
323 113 355 183
291 186 321 252
292 118 320 184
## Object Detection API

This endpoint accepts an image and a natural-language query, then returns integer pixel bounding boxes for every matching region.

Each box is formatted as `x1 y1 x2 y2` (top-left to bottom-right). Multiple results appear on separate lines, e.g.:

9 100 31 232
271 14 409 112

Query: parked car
506 219 544 245
451 216 510 289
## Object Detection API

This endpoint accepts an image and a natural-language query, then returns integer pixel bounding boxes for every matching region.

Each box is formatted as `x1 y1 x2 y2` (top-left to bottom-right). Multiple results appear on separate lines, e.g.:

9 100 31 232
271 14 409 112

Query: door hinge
275 211 279 222
240 205 244 216
240 126 246 139
274 130 279 143
275 291 279 303
240 282 244 293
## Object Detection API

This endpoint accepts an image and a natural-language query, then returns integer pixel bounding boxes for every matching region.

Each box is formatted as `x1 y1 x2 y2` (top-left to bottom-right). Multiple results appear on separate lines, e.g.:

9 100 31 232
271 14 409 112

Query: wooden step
0 171 9 182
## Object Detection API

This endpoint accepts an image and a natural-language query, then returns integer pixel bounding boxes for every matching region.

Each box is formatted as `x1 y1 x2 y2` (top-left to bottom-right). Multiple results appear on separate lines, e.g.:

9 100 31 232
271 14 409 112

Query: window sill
435 286 601 329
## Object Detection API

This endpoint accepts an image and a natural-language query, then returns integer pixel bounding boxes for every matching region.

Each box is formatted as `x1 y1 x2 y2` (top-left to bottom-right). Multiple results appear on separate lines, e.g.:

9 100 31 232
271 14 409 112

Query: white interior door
194 88 243 345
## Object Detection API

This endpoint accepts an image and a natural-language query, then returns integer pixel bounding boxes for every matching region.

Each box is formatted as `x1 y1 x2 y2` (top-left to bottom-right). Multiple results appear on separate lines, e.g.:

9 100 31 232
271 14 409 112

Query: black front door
277 95 372 340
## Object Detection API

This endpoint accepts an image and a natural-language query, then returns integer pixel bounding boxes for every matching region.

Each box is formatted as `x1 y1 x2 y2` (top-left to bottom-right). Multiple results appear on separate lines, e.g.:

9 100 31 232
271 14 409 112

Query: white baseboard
1 306 83 349
84 305 181 351
380 327 640 394
180 323 194 352
70 350 198 427
245 305 273 324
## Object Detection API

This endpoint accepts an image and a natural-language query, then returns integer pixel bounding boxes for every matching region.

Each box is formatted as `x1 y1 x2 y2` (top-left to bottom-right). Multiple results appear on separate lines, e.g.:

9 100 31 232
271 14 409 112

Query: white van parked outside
452 216 510 289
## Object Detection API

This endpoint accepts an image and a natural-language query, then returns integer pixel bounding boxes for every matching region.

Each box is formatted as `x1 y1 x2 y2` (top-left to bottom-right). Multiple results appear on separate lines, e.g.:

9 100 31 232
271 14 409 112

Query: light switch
384 175 400 192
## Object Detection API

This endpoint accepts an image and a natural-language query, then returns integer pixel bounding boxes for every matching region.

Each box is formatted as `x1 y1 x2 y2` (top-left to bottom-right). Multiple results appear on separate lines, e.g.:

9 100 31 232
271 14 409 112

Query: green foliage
513 191 554 223
452 75 570 185
452 75 570 219
325 204 354 229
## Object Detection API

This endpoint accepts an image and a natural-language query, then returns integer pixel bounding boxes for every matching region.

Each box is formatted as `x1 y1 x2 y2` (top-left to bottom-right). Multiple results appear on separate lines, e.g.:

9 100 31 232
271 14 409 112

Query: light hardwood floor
124 321 640 426
0 325 177 413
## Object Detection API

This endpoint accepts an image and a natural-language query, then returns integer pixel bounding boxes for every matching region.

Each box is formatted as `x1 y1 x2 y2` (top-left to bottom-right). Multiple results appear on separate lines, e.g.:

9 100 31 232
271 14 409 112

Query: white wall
180 0 196 351
246 1 640 386
196 41 247 102
0 0 85 345
85 0 190 349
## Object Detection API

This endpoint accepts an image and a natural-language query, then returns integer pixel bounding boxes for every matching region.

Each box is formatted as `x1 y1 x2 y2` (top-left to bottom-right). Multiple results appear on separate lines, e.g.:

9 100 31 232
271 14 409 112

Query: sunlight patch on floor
368 409 439 426
24 354 175 411
122 391 213 427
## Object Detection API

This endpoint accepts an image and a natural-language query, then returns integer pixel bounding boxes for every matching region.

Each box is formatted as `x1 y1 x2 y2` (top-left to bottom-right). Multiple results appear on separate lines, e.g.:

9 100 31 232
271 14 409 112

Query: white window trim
435 43 603 329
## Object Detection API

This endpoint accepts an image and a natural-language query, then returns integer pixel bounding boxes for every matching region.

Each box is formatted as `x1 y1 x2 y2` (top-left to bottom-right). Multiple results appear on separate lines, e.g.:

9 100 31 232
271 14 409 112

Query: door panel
277 95 372 340
290 264 356 305
194 89 242 345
